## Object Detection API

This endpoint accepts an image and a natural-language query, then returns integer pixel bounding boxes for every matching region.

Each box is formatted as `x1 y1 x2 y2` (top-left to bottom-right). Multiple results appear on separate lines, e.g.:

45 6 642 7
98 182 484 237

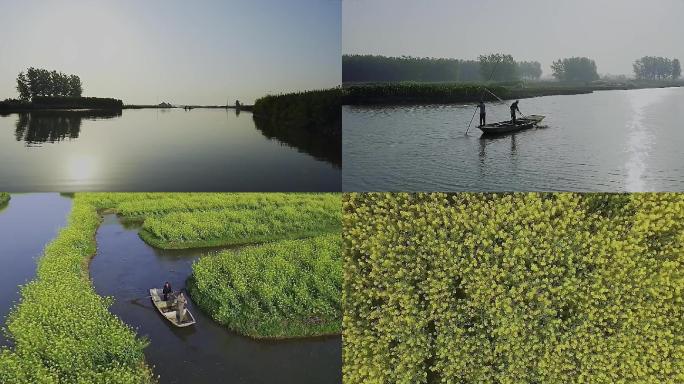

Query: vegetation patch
138 195 341 249
188 233 341 338
253 89 341 139
0 196 153 383
0 192 9 208
343 193 684 383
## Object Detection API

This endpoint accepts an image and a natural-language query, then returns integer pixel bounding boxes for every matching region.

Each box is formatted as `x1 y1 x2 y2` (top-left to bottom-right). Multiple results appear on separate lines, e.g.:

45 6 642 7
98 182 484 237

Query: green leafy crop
189 233 342 338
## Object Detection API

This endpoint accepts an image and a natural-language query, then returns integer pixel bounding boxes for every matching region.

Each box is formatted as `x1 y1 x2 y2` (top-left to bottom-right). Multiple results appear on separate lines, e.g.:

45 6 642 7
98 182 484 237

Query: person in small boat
477 100 486 126
176 292 187 323
510 100 521 125
162 281 172 301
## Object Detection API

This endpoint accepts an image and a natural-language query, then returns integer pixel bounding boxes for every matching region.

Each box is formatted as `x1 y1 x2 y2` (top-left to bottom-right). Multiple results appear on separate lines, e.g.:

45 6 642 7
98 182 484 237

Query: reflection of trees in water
253 116 341 168
15 110 121 144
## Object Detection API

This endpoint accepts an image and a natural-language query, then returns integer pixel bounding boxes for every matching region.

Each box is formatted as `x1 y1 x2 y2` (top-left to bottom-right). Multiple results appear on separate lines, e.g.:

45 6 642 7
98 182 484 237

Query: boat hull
150 288 196 327
479 115 545 135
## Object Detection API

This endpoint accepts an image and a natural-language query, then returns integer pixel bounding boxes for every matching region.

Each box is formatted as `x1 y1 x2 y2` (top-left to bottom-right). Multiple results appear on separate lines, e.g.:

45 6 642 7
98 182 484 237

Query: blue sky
343 0 684 77
0 0 341 104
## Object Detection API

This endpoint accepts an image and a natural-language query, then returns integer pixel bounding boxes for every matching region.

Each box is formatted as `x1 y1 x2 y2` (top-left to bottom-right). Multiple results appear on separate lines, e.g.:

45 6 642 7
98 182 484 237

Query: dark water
90 215 341 384
0 109 340 191
0 194 72 345
343 87 684 191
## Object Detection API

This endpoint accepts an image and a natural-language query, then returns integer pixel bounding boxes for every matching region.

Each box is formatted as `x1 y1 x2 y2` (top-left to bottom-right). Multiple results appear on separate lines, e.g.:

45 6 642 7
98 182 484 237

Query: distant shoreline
341 81 684 105
123 104 254 111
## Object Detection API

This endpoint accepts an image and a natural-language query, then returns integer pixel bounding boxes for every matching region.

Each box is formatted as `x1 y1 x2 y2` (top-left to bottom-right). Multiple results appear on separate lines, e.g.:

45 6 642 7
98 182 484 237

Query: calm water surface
0 109 340 191
90 215 341 384
343 87 684 191
0 194 72 345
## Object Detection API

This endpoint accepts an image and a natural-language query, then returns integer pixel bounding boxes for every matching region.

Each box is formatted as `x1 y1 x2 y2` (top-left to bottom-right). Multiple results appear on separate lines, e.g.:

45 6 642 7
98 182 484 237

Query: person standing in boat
162 281 173 301
477 100 486 126
176 292 187 323
510 100 521 125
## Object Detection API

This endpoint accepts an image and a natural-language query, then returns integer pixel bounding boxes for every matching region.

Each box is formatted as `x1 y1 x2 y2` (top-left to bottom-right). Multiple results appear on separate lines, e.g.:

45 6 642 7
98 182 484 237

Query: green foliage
189 233 342 338
518 61 543 80
16 68 83 101
253 89 341 135
633 56 681 80
139 195 341 249
551 57 600 81
0 192 9 208
479 53 519 81
0 196 153 384
343 193 684 384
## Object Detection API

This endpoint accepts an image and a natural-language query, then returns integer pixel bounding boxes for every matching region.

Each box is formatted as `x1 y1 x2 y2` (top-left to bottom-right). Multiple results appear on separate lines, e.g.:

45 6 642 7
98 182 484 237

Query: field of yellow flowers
343 193 684 383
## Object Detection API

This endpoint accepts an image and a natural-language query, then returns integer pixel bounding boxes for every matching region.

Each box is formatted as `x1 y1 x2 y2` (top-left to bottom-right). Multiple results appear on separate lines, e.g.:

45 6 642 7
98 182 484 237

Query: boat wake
624 89 668 192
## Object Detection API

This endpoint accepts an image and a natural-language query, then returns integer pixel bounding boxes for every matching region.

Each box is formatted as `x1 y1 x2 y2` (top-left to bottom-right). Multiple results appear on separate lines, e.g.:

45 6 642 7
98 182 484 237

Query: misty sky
0 0 340 104
343 0 684 77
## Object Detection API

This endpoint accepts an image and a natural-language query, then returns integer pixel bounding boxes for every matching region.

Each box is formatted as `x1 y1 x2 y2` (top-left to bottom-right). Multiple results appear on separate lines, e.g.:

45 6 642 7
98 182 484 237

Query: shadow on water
0 109 340 191
89 215 341 384
253 117 342 168
14 110 122 145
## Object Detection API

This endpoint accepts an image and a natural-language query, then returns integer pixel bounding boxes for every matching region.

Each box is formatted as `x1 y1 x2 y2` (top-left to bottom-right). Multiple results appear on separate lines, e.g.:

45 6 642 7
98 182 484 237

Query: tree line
16 67 83 101
342 54 543 83
344 54 682 83
633 56 681 80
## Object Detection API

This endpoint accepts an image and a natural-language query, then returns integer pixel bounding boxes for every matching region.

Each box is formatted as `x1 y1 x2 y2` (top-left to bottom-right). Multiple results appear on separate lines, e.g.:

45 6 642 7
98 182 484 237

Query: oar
465 108 478 135
465 59 500 135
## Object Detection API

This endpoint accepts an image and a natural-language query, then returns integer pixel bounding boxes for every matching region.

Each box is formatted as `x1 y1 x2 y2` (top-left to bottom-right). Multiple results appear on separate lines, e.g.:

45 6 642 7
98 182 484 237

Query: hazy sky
343 0 684 77
0 0 340 104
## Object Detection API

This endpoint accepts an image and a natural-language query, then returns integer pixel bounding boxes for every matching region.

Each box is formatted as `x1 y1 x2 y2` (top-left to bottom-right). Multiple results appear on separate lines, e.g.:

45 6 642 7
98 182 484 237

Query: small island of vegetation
0 193 9 209
0 67 123 112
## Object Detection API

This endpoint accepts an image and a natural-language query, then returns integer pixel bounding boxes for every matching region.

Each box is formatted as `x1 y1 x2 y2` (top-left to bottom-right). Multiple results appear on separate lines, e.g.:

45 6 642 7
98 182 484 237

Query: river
89 214 342 384
343 87 684 191
0 109 340 191
0 193 72 346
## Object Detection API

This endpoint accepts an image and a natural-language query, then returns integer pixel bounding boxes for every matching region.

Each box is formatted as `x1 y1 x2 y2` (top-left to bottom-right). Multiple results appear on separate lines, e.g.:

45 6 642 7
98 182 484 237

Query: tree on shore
672 58 681 79
478 53 518 81
518 61 542 80
551 57 599 81
16 67 83 101
632 56 681 80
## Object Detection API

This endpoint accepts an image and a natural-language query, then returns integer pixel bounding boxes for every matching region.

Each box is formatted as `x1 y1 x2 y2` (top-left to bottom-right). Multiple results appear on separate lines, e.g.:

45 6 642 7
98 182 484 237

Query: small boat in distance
150 288 196 327
479 115 546 135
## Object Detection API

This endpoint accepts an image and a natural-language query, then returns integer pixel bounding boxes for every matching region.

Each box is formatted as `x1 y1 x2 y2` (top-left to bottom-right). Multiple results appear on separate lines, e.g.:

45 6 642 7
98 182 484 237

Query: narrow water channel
89 214 342 384
0 193 72 346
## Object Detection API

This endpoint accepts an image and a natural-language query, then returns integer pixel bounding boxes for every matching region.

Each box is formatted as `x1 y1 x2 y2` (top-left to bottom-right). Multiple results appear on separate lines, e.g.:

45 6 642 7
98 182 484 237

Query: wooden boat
149 288 196 327
479 115 546 135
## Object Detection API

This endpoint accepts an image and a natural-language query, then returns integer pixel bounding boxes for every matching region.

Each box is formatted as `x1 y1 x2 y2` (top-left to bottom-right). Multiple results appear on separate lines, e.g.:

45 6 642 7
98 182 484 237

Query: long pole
465 58 500 135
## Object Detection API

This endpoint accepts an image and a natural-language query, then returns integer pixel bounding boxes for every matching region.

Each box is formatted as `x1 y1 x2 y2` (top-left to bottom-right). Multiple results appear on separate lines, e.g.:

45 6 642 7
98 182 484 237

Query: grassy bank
0 195 153 383
188 233 341 338
343 193 684 383
0 192 9 208
342 80 684 105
